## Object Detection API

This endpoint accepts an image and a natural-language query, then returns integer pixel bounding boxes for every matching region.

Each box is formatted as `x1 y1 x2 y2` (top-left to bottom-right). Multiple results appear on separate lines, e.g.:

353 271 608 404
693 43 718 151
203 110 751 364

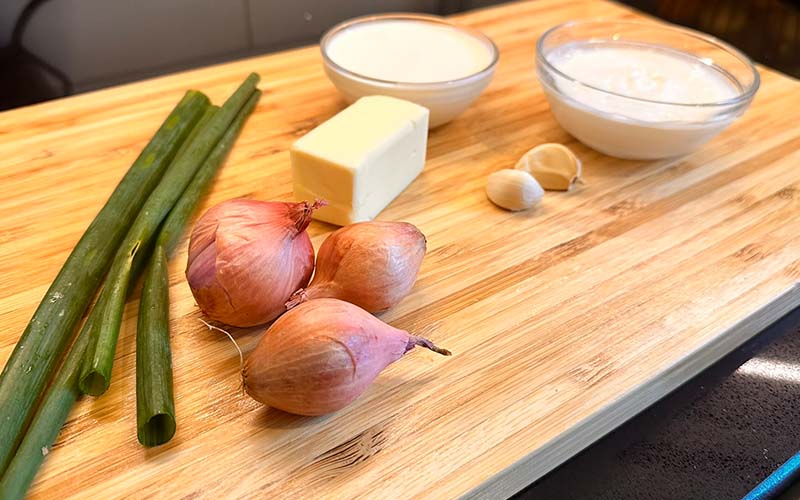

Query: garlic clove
486 169 544 211
515 143 582 191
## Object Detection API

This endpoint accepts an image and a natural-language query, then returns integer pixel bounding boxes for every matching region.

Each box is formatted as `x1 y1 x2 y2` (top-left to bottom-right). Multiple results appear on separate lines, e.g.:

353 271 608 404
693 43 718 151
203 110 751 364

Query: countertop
1 0 800 498
520 305 800 499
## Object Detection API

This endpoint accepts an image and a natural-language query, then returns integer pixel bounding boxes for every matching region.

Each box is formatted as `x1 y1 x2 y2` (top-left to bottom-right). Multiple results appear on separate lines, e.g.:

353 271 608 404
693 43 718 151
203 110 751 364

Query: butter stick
290 95 429 226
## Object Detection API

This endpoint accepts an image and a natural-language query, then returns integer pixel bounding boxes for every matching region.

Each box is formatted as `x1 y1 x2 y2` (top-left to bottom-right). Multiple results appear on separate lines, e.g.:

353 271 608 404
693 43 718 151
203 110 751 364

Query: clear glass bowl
321 13 499 128
536 20 760 160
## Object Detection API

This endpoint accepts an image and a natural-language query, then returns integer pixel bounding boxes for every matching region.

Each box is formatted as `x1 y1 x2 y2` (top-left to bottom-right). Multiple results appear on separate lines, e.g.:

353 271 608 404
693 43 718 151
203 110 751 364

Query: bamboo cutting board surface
2 0 800 498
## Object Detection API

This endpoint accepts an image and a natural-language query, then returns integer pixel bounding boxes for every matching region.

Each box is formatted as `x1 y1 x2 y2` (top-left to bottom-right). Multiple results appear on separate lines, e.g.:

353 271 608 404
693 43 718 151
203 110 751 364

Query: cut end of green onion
138 412 176 447
79 372 108 397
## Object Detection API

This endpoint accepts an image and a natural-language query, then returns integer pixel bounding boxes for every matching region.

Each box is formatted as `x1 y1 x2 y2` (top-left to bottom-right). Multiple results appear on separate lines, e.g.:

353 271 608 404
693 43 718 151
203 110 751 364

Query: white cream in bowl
549 42 739 121
325 19 494 83
536 21 759 160
321 14 499 127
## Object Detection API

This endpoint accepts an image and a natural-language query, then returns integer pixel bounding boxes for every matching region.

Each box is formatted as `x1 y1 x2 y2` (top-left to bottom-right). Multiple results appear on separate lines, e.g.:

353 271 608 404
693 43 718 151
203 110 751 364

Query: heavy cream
325 19 494 83
539 41 746 159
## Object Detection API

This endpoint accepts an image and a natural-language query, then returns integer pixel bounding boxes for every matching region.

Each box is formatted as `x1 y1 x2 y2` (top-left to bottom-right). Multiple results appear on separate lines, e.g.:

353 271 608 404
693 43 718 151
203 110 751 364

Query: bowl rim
320 12 499 88
536 19 761 108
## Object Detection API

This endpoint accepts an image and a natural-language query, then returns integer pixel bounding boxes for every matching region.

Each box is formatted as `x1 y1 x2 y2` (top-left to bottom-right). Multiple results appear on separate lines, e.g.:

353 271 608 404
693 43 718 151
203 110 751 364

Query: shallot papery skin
286 221 426 313
244 298 449 416
186 199 322 327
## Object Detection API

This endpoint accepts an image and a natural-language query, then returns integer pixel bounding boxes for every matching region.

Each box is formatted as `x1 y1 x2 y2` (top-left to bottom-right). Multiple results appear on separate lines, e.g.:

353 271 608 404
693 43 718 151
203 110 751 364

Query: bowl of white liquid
536 20 759 160
321 13 499 127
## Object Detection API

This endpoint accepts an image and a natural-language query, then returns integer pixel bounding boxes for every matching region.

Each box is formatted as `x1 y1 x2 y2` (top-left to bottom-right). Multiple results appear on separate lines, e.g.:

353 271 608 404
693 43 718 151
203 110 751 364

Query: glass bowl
321 13 499 128
536 20 760 160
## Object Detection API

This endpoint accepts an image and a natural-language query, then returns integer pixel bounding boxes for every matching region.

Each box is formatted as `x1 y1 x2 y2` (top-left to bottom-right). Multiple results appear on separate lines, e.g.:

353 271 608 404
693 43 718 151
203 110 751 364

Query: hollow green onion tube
136 91 259 447
79 73 260 396
0 90 210 476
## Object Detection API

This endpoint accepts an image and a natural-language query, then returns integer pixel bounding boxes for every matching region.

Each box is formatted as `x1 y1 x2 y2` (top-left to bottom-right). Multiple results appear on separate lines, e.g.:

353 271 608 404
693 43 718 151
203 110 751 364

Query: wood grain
2 0 800 498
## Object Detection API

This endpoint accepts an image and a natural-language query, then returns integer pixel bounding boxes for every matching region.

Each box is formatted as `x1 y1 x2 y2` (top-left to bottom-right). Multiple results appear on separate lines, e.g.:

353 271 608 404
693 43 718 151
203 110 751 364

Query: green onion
137 92 259 447
124 106 219 287
131 106 220 286
0 91 210 476
79 73 261 396
0 88 260 497
0 105 216 498
0 310 92 499
136 246 174 447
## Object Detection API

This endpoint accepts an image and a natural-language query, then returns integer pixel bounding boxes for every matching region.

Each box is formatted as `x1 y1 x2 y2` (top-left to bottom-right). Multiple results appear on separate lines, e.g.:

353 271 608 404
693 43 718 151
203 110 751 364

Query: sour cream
549 42 739 122
538 40 748 159
325 19 494 83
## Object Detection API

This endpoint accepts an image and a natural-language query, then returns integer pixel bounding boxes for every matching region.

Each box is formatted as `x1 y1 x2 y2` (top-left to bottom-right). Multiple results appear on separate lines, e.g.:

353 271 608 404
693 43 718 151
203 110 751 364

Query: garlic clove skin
515 143 582 191
486 169 544 211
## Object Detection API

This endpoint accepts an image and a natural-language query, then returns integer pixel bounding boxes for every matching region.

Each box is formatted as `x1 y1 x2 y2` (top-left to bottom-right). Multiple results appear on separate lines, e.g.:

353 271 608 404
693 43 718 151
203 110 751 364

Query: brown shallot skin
244 298 450 416
186 199 321 327
286 221 426 313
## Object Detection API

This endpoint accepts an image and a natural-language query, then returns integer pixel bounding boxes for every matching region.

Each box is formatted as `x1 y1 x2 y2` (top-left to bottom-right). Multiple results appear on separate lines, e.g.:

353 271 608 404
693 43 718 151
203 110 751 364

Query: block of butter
290 95 429 226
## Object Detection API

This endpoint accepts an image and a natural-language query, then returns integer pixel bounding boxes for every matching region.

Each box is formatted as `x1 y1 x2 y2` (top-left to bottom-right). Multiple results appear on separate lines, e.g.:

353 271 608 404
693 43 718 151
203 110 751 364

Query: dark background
2 0 799 111
2 1 799 499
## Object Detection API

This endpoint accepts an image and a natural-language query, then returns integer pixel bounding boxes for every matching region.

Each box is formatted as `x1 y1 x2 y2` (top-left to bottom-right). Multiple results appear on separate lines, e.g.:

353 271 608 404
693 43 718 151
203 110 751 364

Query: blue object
743 451 800 500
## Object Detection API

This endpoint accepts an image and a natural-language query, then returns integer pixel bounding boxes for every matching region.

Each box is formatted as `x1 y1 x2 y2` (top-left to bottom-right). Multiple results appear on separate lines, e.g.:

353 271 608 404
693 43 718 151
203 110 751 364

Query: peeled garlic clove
515 143 582 191
486 169 544 211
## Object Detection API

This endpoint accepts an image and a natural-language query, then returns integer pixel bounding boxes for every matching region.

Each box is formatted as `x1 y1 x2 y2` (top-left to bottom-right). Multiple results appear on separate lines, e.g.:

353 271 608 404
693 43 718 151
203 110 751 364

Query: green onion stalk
0 90 210 476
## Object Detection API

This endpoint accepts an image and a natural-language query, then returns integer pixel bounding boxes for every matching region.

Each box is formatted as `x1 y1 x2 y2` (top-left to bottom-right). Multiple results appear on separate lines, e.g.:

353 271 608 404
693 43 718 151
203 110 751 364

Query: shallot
244 298 450 416
186 198 323 327
286 221 426 312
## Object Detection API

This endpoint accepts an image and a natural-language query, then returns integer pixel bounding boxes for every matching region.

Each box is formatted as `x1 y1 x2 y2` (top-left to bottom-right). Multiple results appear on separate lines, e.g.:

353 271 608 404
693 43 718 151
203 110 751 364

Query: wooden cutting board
2 0 800 498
